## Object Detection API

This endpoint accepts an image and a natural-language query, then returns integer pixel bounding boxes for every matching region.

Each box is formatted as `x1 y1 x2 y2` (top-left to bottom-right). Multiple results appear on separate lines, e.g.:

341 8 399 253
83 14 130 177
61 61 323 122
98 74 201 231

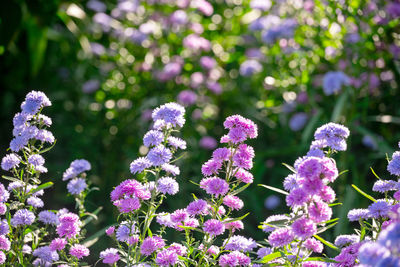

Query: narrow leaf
230 183 251 196
223 212 250 223
281 163 296 173
2 176 21 183
29 182 53 195
258 184 289 195
351 184 377 202
306 257 338 263
260 252 284 263
313 234 340 251
82 207 103 226
370 167 381 180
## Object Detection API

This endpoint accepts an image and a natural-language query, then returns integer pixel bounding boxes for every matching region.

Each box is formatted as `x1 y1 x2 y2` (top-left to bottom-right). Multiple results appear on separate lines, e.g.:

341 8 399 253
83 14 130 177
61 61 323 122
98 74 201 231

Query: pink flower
203 219 225 236
223 195 244 210
234 168 254 183
292 217 317 239
69 244 89 259
156 249 178 266
304 238 324 253
200 177 229 197
113 197 140 213
186 199 208 216
286 187 308 207
105 226 115 236
201 159 222 176
49 238 67 251
140 236 165 256
309 201 332 223
100 248 120 265
268 228 294 247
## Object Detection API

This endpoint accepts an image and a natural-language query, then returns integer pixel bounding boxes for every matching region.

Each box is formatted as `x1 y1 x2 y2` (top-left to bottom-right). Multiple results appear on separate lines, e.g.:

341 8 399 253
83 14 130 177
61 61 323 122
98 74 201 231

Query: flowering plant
0 91 97 266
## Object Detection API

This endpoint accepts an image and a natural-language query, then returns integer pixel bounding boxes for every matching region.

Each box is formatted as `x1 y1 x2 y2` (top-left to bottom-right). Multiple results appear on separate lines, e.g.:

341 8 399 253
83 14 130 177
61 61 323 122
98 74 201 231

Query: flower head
69 244 89 259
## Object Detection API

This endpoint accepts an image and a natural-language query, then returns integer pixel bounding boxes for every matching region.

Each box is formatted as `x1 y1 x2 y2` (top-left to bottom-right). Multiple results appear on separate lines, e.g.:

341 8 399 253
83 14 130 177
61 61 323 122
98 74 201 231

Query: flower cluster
259 122 349 266
103 102 187 265
153 114 258 266
0 91 92 265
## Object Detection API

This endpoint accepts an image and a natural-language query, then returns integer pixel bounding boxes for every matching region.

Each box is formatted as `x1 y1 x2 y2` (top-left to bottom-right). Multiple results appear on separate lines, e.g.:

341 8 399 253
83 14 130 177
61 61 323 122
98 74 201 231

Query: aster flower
223 195 244 210
155 249 178 266
11 209 35 226
167 136 187 149
67 178 87 195
292 217 317 239
161 163 180 176
100 248 120 265
201 159 222 176
0 235 10 251
63 159 91 181
69 244 89 259
372 180 398 192
130 157 152 174
143 130 164 147
358 242 390 266
223 235 257 252
186 199 208 216
152 102 185 127
347 208 370 221
20 91 51 115
140 236 165 256
203 219 225 236
38 210 59 225
157 177 179 195
50 238 67 251
0 184 10 203
170 209 189 223
314 123 350 151
322 71 350 95
147 145 172 166
388 151 400 176
334 235 359 248
368 200 391 218
27 196 44 208
32 246 59 263
304 238 323 253
268 228 294 247
200 177 229 197
1 153 20 171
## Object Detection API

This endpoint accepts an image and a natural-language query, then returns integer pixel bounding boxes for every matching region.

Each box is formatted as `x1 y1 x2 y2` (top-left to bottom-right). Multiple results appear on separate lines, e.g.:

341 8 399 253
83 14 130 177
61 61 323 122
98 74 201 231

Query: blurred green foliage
1 0 400 262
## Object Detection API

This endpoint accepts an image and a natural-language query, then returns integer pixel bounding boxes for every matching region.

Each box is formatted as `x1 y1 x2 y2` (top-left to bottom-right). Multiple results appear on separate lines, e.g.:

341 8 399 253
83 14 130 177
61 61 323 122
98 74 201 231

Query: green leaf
258 184 289 195
223 212 250 223
38 140 57 154
306 257 338 263
302 109 322 143
331 89 348 122
328 202 342 207
317 222 338 234
282 163 296 173
82 207 103 226
370 167 381 180
230 183 251 196
82 225 109 247
29 182 53 195
260 252 284 263
2 176 21 183
351 184 377 202
313 234 340 251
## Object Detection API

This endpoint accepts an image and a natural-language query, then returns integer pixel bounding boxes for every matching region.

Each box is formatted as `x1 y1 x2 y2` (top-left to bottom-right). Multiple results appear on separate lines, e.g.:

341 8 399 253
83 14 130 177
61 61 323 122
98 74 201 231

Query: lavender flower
1 153 20 171
372 180 398 193
63 159 91 180
67 178 88 195
32 246 59 263
347 209 370 221
11 209 35 226
152 102 185 127
322 71 350 95
368 200 391 218
157 177 179 195
388 151 400 176
100 248 120 265
223 235 257 252
147 145 172 166
143 130 164 147
20 91 51 115
130 157 152 174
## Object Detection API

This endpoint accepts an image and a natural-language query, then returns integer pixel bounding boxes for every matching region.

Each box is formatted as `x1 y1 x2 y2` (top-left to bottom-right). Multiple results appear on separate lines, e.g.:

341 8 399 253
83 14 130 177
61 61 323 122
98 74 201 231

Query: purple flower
257 247 272 258
0 235 10 251
0 220 8 235
161 163 180 176
223 235 257 252
69 244 89 259
239 60 262 76
200 56 216 70
368 200 391 218
309 201 332 223
292 217 317 239
219 251 250 266
33 246 59 263
86 0 106 12
170 10 187 25
334 235 359 248
203 219 225 236
114 197 140 213
63 159 91 181
157 177 179 195
50 238 67 251
223 195 244 210
27 196 44 208
38 211 59 225
156 249 178 266
286 187 308 207
373 180 398 192
199 136 217 150
21 91 51 115
234 168 254 184
100 248 120 265
167 137 187 150
314 123 350 151
378 223 400 253
200 177 229 197
177 90 197 106
322 71 350 95
297 157 323 180
0 184 9 203
140 236 165 256
143 130 164 147
1 154 20 171
201 159 222 176
250 0 271 10
186 199 208 216
57 213 81 239
304 238 323 253
388 151 400 176
130 157 152 174
358 242 390 266
212 148 231 161
183 34 211 51
152 102 185 127
283 174 299 191
147 145 172 166
347 208 370 221
67 178 87 195
11 209 35 226
268 228 294 247
289 113 308 131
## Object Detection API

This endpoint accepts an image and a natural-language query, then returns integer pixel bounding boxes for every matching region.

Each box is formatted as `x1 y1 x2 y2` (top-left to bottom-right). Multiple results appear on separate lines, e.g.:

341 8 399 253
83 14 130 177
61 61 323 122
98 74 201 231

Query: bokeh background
1 0 400 262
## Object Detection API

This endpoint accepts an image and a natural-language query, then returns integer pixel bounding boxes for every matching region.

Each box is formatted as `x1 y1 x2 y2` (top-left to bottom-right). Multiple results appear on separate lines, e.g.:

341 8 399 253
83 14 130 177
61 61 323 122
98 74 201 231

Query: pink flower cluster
111 179 151 213
56 212 82 239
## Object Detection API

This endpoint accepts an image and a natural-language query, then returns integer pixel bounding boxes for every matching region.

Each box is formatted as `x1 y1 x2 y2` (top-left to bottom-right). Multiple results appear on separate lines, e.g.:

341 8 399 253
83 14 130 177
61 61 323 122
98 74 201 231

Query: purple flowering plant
0 91 96 266
102 102 187 266
257 122 350 266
